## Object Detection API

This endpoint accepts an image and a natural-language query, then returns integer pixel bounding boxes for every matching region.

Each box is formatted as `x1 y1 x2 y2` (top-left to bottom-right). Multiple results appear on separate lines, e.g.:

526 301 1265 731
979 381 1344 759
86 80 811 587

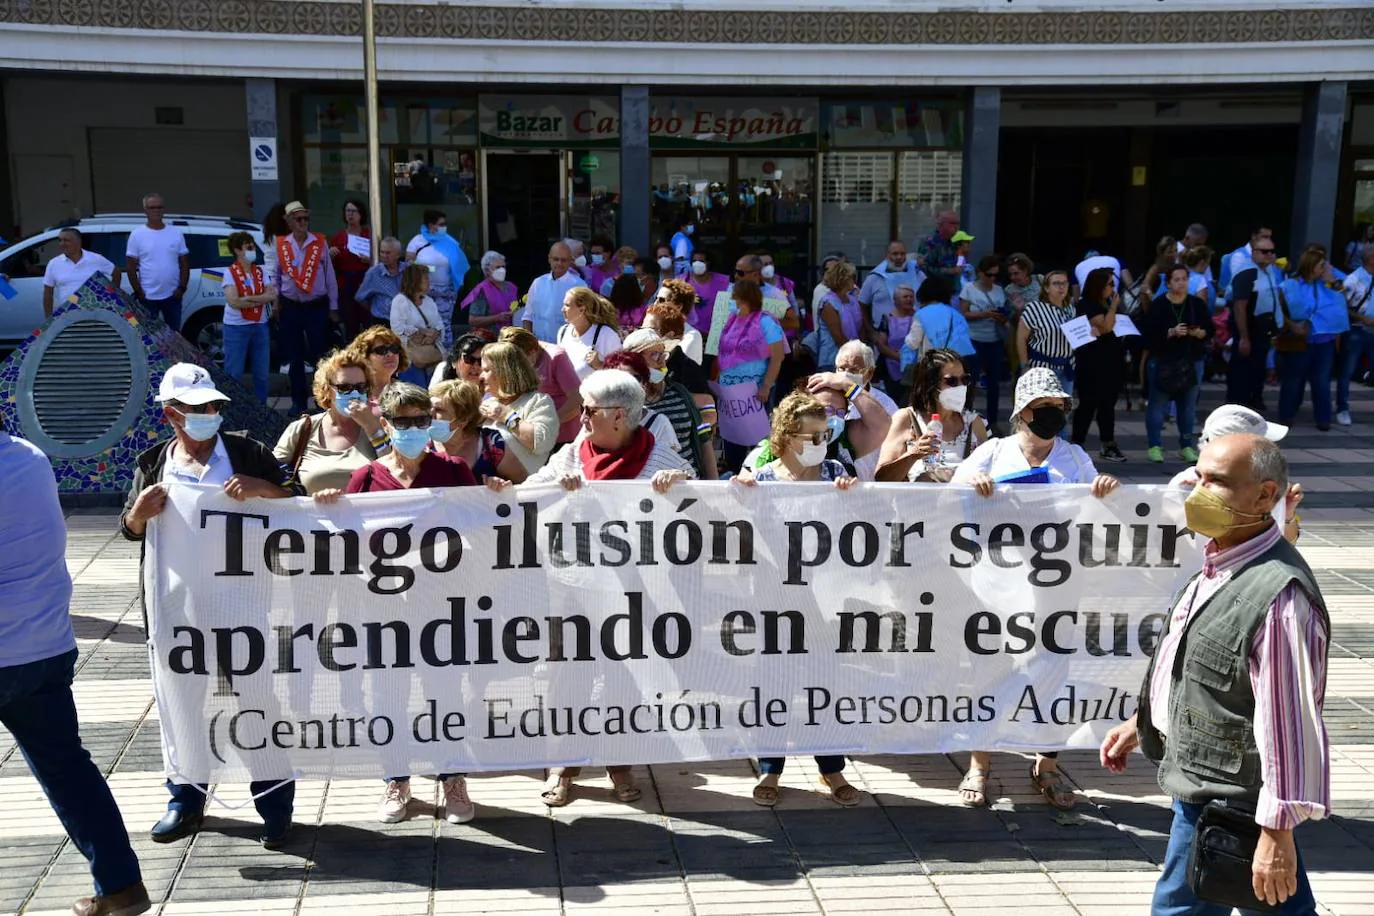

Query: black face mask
1027 405 1068 439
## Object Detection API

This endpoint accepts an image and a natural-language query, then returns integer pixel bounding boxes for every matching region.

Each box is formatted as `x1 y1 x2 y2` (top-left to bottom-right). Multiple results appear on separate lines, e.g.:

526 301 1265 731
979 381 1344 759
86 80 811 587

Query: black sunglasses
734 269 753 277
459 351 483 364
385 414 432 430
369 344 403 356
333 381 368 395
940 374 972 388
170 401 216 414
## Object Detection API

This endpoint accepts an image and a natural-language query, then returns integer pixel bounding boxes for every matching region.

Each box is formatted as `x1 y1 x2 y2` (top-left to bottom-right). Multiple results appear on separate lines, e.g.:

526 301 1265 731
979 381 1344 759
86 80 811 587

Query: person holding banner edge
119 363 300 847
952 368 1120 809
874 347 988 482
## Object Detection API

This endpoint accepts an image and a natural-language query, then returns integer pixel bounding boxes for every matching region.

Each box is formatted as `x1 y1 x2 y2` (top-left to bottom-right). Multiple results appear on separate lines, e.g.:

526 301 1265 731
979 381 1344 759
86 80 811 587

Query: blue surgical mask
435 225 449 236
177 410 223 442
333 390 366 415
686 224 695 236
623 264 635 275
591 254 605 266
390 426 430 459
428 418 453 443
825 415 845 445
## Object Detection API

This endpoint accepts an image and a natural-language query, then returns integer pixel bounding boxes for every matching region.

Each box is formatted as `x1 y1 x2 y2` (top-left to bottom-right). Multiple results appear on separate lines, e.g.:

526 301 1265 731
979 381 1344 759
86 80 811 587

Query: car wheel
183 308 225 369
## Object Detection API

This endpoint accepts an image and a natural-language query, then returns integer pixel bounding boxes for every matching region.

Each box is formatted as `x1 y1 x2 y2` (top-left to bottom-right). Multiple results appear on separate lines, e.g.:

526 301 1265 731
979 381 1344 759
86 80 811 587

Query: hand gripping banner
146 481 1201 784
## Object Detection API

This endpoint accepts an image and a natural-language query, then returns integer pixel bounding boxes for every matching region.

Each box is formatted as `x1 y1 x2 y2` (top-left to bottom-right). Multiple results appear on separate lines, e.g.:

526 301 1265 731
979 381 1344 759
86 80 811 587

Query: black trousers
1071 359 1122 446
1225 313 1275 411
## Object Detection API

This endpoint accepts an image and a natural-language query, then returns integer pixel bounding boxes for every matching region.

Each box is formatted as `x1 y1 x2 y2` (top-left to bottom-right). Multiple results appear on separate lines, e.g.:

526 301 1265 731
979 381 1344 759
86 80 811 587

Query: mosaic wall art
0 277 287 497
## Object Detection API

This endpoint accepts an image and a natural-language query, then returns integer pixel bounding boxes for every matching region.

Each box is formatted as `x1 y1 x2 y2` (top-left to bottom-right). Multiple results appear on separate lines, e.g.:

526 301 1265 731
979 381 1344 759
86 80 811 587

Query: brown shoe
72 881 151 916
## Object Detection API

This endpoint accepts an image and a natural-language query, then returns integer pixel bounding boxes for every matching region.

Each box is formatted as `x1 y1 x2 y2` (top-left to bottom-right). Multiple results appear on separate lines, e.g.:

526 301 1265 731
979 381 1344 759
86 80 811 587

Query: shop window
897 151 963 245
393 148 479 263
820 152 894 269
302 147 386 236
570 152 620 244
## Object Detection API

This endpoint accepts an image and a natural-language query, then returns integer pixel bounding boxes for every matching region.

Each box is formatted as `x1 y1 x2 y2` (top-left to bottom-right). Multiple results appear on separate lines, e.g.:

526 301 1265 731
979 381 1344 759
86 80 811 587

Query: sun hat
1011 367 1070 419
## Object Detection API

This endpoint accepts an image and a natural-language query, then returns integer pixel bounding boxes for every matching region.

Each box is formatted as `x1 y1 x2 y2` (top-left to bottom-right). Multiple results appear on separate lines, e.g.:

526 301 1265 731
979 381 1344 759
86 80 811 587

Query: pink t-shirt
537 344 584 443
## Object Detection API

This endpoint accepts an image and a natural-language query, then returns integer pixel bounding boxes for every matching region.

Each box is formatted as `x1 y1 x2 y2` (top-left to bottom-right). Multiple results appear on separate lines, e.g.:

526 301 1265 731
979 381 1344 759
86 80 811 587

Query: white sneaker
1336 410 1353 426
378 779 411 823
442 775 476 824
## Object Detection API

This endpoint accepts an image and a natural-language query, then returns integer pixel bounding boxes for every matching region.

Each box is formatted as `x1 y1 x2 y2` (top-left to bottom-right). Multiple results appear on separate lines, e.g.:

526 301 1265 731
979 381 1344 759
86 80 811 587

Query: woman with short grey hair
460 249 519 337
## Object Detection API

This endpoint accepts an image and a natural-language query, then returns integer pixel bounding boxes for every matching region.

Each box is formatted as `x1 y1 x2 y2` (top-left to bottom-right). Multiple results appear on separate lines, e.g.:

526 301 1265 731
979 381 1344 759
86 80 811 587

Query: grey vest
1138 534 1327 806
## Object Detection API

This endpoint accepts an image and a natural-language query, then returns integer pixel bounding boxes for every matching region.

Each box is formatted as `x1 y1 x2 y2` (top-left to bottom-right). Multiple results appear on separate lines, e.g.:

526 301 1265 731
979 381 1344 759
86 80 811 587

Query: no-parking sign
250 137 278 181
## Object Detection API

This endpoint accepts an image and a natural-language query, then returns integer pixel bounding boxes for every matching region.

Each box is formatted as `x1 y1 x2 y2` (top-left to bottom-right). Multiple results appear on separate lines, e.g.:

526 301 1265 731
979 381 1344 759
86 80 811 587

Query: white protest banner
147 482 1200 785
709 381 771 446
346 234 372 260
1059 315 1096 350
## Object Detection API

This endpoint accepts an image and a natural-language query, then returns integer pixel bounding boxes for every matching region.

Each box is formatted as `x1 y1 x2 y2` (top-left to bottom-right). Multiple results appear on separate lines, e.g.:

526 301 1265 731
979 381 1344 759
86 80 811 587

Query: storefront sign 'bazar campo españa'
479 95 818 149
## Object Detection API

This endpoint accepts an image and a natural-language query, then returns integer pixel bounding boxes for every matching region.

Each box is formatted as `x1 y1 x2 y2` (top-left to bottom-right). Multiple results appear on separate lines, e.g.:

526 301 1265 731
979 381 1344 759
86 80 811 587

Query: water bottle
925 417 943 473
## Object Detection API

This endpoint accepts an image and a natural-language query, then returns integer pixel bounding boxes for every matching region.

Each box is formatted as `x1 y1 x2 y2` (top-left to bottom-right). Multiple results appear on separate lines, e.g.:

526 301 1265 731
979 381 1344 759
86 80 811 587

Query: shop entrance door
484 151 566 288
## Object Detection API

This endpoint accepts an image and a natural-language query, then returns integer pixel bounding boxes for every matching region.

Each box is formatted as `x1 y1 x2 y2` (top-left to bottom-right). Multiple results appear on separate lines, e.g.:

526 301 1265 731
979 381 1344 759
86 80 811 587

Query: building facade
3 0 1373 277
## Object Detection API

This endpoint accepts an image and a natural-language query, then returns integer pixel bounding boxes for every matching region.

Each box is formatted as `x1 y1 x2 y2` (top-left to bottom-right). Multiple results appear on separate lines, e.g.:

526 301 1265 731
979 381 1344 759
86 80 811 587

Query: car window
85 232 130 265
0 238 61 278
187 234 236 270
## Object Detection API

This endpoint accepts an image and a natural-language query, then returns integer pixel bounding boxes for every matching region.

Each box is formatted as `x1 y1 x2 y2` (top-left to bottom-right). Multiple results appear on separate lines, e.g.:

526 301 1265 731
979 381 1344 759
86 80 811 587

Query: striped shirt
650 383 709 476
1019 299 1076 367
527 434 694 484
1148 523 1330 830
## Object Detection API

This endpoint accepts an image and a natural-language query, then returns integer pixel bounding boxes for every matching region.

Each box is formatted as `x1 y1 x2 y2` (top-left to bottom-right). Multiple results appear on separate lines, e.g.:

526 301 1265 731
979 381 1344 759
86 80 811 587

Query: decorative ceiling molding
2 1 1372 44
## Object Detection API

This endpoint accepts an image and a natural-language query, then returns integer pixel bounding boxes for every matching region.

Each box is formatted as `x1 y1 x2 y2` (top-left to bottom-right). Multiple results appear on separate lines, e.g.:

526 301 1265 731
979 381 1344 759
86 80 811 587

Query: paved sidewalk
3 383 1374 915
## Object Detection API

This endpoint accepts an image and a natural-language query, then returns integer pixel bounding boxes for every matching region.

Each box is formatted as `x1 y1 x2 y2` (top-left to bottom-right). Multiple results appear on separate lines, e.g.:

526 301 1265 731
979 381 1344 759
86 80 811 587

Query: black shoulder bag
1187 800 1279 913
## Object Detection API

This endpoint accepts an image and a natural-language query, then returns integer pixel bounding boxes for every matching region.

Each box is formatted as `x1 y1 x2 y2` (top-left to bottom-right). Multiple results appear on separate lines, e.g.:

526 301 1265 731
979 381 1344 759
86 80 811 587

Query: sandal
819 776 861 807
1029 763 1076 811
610 779 643 803
541 775 573 807
957 770 990 807
752 783 780 807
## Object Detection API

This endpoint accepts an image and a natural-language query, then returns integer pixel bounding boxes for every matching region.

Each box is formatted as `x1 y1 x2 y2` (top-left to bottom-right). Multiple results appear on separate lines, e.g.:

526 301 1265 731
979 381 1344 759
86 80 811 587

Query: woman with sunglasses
498 327 585 444
874 348 987 482
275 349 389 503
347 325 409 400
341 382 480 826
731 391 861 807
959 254 1009 427
431 333 486 388
476 341 561 475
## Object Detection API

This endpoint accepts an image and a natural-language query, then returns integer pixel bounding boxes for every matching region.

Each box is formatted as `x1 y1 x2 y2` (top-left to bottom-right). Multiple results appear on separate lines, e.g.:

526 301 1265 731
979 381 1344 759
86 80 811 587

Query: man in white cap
118 363 300 847
1170 404 1303 542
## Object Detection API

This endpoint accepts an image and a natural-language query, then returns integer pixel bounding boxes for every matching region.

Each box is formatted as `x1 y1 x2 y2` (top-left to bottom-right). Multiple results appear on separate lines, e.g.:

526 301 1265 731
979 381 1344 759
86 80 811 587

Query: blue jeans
141 295 182 332
223 322 271 402
967 338 1004 424
1337 327 1373 413
1146 358 1203 449
279 298 330 410
758 756 846 776
1276 341 1335 426
1152 800 1316 915
0 649 142 896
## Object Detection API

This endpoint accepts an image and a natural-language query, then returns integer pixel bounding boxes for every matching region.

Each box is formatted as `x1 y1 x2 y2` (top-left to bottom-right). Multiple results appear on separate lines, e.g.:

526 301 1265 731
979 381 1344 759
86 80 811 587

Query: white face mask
938 384 968 411
657 256 673 271
761 264 776 280
648 367 667 384
574 255 587 268
691 261 707 276
797 440 828 467
491 267 507 282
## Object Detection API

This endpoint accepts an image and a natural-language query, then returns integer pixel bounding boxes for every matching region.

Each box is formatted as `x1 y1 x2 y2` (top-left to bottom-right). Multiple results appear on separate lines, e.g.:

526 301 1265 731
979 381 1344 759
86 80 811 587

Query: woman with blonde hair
476 341 560 473
815 259 862 371
429 378 526 482
499 326 584 443
347 324 408 401
274 349 388 501
557 287 622 379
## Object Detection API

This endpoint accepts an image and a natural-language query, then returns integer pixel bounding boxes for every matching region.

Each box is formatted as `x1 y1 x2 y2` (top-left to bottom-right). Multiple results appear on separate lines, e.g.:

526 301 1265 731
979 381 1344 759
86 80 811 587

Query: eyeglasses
385 415 432 430
369 344 403 356
290 214 310 222
169 401 216 414
1254 247 1276 254
580 405 617 419
798 431 828 446
146 205 165 211
332 381 368 395
459 351 483 364
941 374 972 388
734 269 754 277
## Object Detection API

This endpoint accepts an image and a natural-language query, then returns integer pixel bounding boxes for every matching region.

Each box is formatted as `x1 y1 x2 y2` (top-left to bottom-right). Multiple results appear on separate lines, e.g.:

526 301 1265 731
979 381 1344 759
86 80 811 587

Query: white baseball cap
1200 404 1287 445
156 363 229 405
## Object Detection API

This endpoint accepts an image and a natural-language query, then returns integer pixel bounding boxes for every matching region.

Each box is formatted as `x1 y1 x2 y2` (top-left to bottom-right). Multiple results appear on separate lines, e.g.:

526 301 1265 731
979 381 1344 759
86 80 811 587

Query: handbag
1271 289 1310 353
1155 356 1198 397
405 300 444 368
1186 800 1280 913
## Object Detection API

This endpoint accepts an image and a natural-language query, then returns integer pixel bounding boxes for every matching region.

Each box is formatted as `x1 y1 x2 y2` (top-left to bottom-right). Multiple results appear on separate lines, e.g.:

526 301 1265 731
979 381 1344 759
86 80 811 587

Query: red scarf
277 233 325 294
228 261 265 322
578 426 656 480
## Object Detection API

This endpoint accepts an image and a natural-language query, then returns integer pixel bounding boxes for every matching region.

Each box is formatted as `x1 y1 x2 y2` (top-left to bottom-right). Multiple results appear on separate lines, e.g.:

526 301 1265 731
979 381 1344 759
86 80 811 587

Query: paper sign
249 137 278 181
1059 315 1096 350
217 239 231 258
0 275 17 300
709 381 772 446
346 235 372 260
1112 314 1141 337
704 291 792 356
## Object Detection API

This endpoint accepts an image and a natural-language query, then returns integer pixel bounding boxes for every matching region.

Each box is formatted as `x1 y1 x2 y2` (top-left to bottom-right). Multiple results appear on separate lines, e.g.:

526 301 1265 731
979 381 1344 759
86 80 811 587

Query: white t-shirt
389 292 443 341
953 436 1098 485
43 250 117 304
126 225 188 299
557 322 623 380
679 325 705 364
220 266 270 326
406 235 451 289
1073 255 1122 292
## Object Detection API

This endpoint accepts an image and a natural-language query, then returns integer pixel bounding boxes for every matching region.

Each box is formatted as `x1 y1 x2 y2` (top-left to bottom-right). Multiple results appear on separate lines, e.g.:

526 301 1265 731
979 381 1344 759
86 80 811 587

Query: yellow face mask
1184 485 1271 539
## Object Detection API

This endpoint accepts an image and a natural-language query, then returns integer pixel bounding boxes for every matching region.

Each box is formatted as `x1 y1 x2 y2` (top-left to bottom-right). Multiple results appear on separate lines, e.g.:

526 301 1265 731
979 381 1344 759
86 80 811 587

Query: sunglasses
170 402 216 414
332 381 368 395
580 405 617 419
369 344 403 356
459 351 483 364
941 374 971 388
1254 247 1276 254
799 431 828 446
385 415 432 430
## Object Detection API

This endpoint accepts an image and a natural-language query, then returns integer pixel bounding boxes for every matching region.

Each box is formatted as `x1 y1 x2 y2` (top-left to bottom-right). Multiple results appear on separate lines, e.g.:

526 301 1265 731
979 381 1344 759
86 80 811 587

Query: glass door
391 146 479 263
482 150 566 288
737 156 814 289
651 155 732 265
